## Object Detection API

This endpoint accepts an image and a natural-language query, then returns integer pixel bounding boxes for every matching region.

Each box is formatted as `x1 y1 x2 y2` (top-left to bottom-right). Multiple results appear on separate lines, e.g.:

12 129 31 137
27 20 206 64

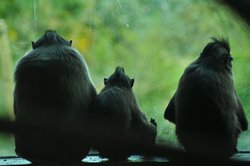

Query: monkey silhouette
164 38 248 158
14 30 96 163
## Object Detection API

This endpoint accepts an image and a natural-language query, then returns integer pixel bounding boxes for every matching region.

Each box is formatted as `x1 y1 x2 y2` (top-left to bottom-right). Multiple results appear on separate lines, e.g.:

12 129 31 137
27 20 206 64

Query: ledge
1 152 250 166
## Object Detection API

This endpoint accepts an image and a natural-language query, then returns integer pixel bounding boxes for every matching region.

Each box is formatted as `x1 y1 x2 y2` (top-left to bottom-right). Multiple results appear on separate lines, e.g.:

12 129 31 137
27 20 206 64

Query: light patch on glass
82 156 108 163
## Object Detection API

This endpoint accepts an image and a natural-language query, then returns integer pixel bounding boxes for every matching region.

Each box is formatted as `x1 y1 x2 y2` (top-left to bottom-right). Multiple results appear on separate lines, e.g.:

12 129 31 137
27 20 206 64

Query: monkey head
104 66 134 88
31 30 72 49
198 38 233 71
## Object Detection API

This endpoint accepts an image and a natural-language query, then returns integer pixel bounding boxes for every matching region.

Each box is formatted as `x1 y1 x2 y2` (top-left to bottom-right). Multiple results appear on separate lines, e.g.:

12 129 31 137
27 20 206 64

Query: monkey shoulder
99 86 131 100
178 66 206 92
94 87 133 115
181 64 230 91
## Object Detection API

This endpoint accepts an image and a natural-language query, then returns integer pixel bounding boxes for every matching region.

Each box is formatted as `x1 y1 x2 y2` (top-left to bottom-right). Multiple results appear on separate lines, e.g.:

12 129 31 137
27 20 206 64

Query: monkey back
13 31 96 164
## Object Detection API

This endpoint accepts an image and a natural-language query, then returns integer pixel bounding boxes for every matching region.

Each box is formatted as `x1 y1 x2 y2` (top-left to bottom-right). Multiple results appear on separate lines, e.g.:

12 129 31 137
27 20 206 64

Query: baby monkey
90 66 157 160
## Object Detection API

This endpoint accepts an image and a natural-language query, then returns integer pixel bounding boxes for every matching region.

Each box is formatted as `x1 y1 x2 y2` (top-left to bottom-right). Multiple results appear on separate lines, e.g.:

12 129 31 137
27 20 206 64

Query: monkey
13 30 97 163
164 38 248 159
89 66 157 160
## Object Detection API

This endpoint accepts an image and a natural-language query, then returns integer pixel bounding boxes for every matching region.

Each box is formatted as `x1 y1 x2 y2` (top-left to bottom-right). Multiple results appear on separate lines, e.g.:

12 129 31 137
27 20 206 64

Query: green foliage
1 0 250 155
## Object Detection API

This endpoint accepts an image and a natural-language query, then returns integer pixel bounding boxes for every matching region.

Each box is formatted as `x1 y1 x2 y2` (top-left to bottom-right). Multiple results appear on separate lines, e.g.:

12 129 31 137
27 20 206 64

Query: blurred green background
0 0 250 155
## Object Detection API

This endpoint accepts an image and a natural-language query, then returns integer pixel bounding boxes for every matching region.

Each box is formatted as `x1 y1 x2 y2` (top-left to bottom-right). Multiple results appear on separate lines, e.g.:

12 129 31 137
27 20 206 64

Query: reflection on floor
0 152 250 165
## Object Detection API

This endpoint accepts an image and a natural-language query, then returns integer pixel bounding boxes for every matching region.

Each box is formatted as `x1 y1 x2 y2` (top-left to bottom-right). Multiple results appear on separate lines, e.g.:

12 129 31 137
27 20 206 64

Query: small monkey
90 66 157 160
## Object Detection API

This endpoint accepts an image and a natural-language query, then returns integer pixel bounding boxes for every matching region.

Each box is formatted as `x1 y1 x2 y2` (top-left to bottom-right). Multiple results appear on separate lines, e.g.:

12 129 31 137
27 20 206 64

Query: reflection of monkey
164 38 248 158
14 30 96 163
90 67 157 160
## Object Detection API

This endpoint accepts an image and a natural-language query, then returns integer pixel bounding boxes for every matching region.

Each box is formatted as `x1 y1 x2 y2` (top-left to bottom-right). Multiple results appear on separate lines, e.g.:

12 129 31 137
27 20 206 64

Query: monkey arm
164 95 176 123
236 95 248 131
131 110 157 146
14 100 17 116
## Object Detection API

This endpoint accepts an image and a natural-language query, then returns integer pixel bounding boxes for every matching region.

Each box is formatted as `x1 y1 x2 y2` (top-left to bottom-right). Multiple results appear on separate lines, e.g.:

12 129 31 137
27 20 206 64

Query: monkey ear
31 41 35 49
104 78 108 85
130 78 134 87
69 40 72 46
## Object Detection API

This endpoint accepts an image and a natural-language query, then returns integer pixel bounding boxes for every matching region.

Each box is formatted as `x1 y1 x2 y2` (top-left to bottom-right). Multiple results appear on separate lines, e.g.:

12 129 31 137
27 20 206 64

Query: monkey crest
32 30 72 49
198 37 233 71
104 66 134 88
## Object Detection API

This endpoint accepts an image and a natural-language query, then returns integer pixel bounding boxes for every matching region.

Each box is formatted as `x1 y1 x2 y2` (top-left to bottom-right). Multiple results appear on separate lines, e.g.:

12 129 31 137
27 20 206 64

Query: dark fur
164 38 248 158
14 30 96 163
89 67 157 160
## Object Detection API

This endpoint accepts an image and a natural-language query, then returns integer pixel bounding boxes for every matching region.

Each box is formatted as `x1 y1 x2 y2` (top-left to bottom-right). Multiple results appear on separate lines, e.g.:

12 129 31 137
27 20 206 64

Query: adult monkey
164 38 248 159
14 30 96 164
